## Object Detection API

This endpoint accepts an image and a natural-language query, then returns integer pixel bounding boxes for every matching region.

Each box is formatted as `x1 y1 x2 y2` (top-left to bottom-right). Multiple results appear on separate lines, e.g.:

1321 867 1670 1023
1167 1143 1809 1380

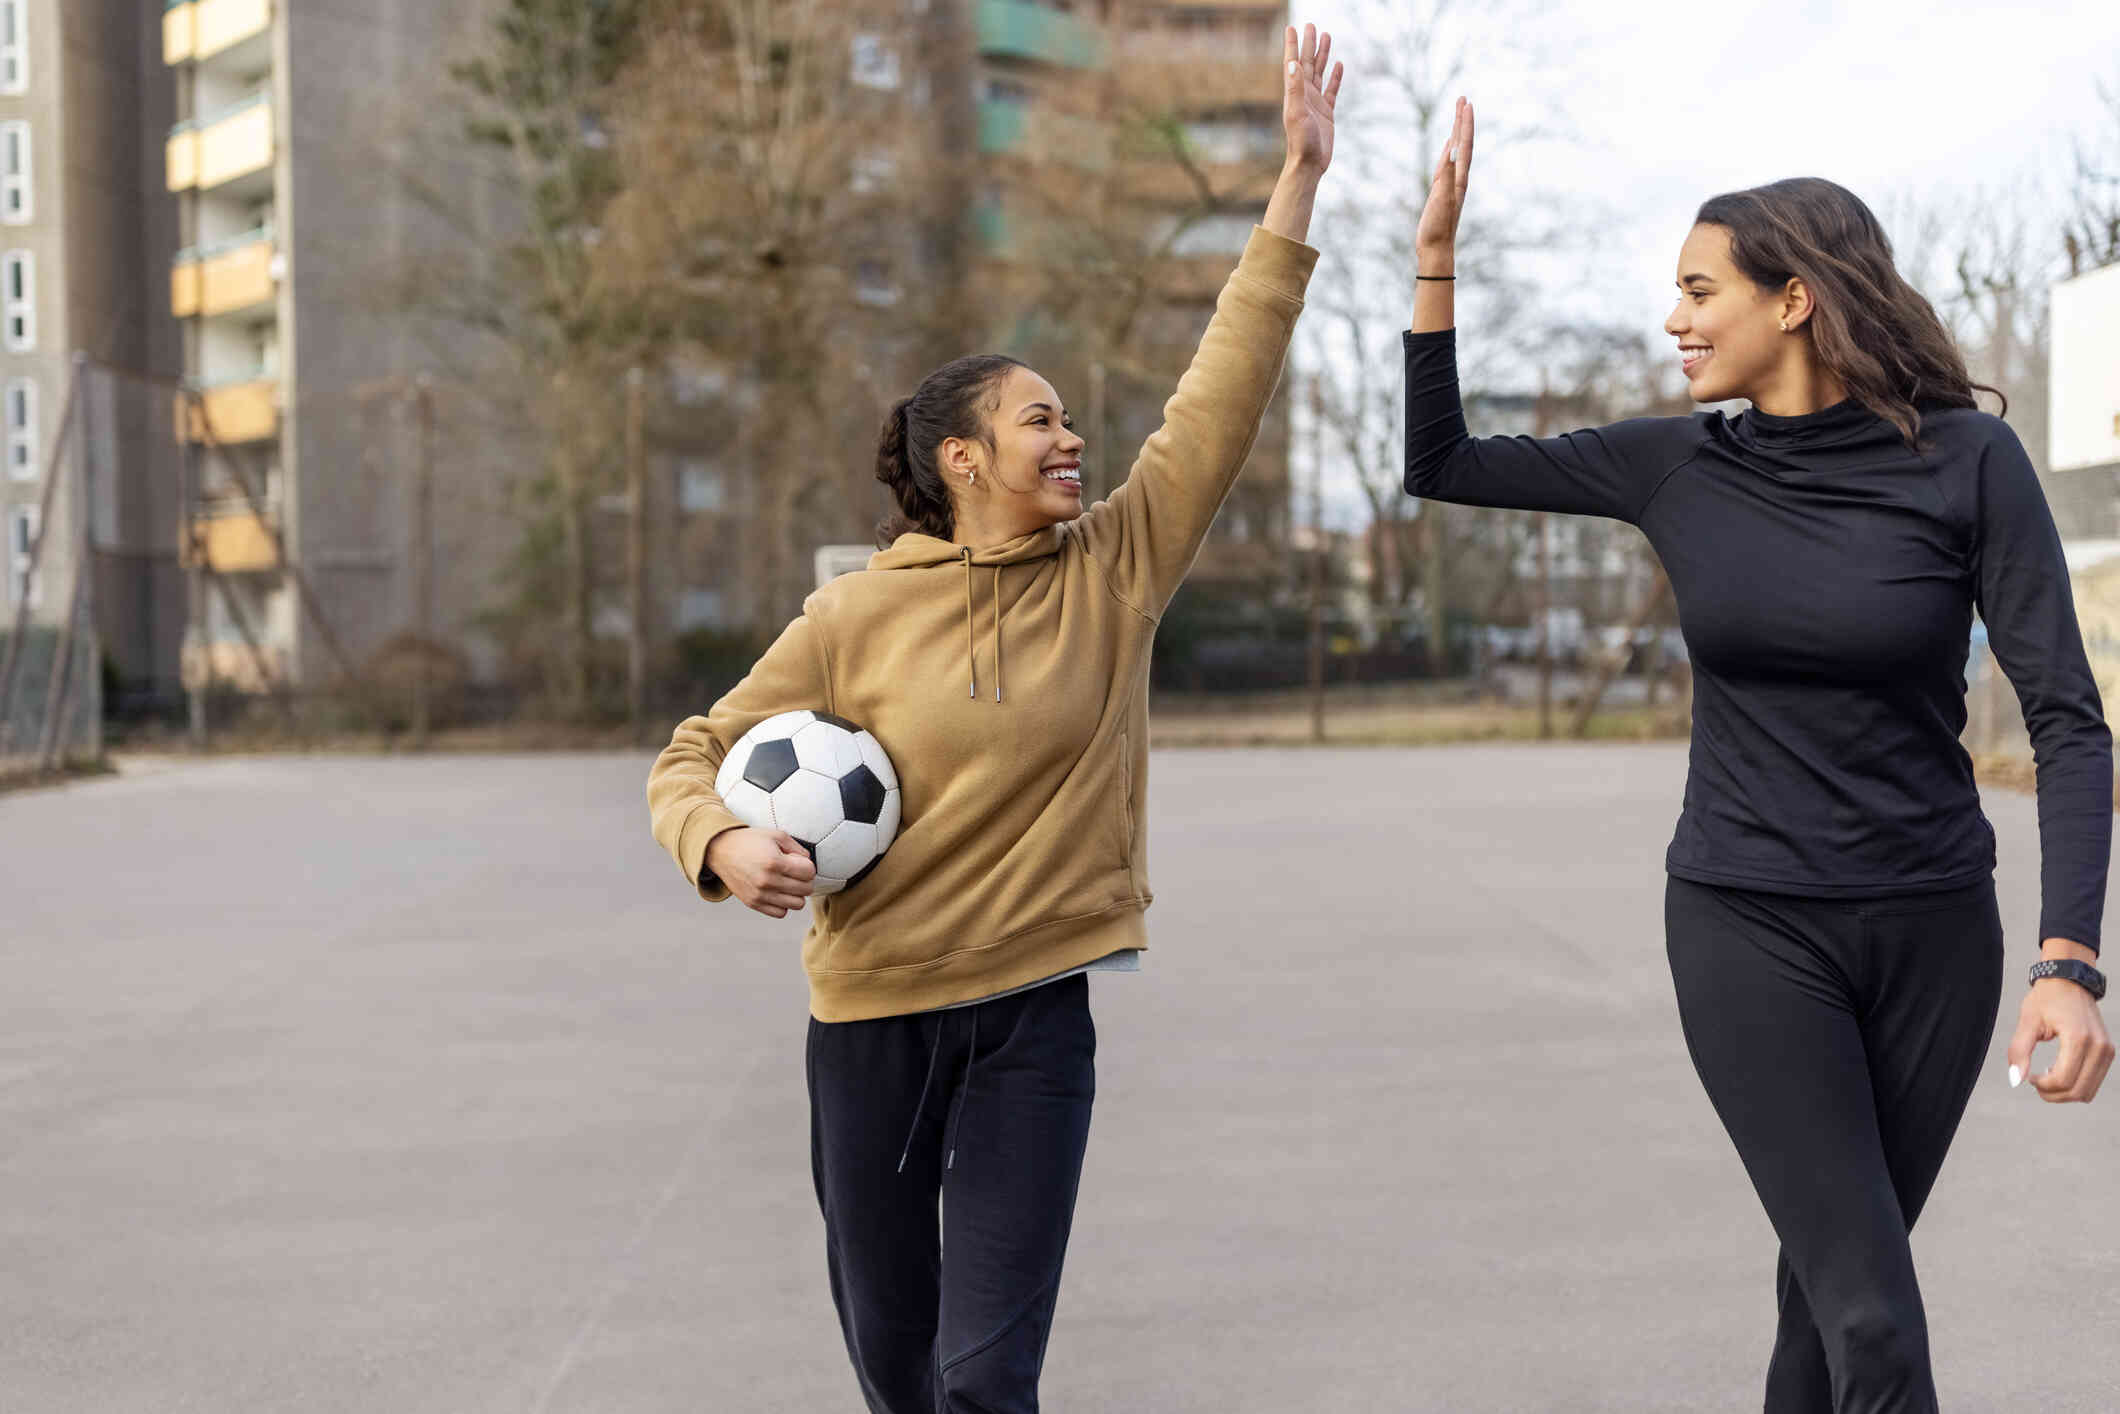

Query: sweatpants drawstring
896 1014 945 1175
945 1008 978 1171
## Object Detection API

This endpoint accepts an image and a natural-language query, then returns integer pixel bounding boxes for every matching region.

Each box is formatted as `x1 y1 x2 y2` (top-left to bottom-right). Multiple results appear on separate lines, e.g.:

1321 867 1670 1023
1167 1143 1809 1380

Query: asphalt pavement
1 746 2113 1411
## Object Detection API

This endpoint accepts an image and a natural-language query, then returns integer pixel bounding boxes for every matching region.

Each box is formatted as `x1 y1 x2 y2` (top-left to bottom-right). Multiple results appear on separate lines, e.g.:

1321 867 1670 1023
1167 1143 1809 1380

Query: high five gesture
1411 96 1473 332
1261 24 1344 246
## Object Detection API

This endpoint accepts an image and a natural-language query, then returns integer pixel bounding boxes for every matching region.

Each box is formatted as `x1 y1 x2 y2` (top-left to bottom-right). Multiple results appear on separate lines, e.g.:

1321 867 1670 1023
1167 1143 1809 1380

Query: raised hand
1282 23 1343 176
1415 96 1474 265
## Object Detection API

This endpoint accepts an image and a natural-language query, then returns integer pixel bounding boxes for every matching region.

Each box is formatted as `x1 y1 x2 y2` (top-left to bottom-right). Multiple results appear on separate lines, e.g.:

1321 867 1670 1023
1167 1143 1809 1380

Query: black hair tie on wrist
1416 274 1455 281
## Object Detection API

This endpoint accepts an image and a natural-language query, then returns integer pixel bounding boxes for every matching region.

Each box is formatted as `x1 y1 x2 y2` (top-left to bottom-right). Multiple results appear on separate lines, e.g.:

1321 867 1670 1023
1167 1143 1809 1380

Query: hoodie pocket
1116 730 1136 872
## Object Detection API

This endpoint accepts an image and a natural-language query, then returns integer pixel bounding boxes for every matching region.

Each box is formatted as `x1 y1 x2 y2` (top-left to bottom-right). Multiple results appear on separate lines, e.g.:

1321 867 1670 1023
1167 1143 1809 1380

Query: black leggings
1665 877 2003 1414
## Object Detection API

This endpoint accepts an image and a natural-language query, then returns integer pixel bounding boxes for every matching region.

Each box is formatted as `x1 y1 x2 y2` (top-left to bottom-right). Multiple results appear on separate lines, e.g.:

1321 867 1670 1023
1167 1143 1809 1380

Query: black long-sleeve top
1405 328 2113 950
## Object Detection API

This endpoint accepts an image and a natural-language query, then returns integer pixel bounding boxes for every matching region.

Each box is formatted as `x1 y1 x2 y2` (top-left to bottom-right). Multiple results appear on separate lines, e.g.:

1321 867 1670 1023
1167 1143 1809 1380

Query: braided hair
874 354 1026 547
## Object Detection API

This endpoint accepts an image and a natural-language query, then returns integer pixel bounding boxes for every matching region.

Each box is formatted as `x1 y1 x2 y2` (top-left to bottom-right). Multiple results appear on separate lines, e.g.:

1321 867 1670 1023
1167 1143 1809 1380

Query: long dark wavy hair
874 354 1026 546
1695 178 2003 448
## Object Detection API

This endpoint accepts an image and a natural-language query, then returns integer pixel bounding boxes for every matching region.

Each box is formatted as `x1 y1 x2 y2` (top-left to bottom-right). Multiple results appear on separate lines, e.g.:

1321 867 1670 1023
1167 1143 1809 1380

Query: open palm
1283 24 1343 173
1416 97 1474 255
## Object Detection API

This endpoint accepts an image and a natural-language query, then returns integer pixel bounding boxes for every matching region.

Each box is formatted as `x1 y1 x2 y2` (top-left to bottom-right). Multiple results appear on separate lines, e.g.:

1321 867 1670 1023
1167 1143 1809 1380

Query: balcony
977 101 1108 171
165 0 273 68
975 0 1102 68
1118 53 1282 113
166 93 274 195
188 504 280 574
177 376 279 446
171 225 276 319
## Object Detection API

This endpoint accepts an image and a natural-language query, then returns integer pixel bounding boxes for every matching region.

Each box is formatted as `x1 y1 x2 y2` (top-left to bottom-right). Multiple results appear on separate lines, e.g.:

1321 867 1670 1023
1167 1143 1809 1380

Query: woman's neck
1747 358 1850 418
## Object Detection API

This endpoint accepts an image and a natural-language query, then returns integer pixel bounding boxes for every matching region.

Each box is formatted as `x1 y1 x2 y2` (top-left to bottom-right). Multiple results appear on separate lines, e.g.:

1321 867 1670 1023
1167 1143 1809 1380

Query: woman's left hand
1282 23 1343 176
2007 945 2114 1102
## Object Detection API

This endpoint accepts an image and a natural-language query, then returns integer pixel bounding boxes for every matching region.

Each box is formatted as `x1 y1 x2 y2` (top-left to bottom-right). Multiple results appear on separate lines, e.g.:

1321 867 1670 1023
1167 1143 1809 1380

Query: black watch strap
2029 958 2108 1001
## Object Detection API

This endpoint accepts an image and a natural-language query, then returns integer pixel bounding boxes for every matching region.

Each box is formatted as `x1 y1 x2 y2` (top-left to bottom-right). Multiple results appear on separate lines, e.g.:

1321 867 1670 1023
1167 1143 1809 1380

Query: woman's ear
1780 277 1818 333
939 435 983 484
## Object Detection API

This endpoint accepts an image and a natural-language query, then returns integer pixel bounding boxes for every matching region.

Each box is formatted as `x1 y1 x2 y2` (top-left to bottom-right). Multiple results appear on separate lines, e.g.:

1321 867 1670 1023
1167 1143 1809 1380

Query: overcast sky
1301 0 2120 336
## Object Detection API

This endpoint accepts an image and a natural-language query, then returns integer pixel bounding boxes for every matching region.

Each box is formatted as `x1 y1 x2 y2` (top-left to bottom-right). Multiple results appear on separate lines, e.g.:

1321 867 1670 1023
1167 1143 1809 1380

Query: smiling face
1664 223 1792 405
942 365 1088 539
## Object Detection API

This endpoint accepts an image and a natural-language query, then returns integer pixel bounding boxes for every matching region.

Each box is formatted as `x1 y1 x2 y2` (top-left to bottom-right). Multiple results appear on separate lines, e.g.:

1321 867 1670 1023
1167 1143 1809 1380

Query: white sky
1301 0 2120 335
1282 0 2120 524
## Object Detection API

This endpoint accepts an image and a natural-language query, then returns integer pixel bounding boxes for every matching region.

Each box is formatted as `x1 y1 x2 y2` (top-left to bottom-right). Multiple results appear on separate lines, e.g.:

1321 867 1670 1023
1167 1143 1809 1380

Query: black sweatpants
1665 877 2004 1414
806 973 1096 1414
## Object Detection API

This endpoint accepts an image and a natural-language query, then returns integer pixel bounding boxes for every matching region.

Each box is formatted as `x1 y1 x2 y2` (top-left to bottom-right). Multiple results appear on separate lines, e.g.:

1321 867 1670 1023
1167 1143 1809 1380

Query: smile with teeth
1680 345 1713 373
1042 465 1081 483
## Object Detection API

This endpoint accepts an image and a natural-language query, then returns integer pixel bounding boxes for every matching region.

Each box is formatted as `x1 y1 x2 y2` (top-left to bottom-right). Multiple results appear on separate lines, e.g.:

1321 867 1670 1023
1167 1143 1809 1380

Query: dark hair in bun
875 354 1025 547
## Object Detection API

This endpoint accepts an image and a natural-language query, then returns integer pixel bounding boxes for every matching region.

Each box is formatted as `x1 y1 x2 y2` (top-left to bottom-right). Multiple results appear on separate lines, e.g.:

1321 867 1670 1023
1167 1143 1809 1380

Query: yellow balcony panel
165 129 199 191
167 94 273 193
192 507 281 574
195 0 272 62
164 2 198 65
197 99 273 190
170 262 202 319
172 230 276 319
178 378 279 446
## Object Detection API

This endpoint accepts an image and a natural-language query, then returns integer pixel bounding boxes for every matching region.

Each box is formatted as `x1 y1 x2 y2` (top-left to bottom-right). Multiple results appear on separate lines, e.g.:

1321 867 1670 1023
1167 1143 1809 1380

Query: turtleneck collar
1734 396 1885 450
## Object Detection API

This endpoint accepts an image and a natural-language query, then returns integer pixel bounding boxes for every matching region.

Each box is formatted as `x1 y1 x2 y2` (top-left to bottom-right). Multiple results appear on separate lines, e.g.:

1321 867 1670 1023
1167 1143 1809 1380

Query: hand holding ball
711 712 902 917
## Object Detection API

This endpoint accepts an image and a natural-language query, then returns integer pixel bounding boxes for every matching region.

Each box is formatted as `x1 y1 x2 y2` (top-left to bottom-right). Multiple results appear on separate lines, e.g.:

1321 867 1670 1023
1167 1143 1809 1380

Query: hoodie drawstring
990 566 1003 704
960 548 1004 705
962 547 976 700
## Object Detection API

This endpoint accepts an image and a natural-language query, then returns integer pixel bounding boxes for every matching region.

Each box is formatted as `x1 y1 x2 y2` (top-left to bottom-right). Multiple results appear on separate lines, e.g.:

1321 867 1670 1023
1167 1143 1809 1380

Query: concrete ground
1 747 2114 1412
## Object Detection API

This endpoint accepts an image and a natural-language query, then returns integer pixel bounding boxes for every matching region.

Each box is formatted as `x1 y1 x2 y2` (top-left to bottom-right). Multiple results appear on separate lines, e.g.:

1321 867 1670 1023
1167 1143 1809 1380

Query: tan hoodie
647 227 1317 1020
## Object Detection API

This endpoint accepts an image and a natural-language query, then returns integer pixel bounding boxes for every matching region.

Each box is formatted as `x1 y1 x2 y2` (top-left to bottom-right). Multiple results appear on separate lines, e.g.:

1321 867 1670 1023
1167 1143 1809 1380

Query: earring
1778 319 1789 332
966 468 976 485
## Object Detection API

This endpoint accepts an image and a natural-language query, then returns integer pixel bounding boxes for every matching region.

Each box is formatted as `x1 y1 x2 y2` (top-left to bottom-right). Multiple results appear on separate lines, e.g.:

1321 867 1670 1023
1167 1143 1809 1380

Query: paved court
1 747 2114 1412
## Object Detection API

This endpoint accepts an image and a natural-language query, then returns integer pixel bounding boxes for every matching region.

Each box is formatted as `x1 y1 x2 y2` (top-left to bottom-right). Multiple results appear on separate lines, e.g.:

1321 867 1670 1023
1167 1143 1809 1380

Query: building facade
164 0 511 692
0 0 182 734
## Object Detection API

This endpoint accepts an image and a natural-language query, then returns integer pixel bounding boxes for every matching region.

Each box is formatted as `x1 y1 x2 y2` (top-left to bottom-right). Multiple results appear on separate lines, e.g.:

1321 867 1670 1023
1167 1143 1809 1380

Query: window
0 121 27 223
2 249 30 351
5 503 36 607
1167 213 1255 257
850 150 895 195
4 376 32 481
676 458 725 514
0 1 25 96
853 259 898 307
676 588 726 631
850 34 900 90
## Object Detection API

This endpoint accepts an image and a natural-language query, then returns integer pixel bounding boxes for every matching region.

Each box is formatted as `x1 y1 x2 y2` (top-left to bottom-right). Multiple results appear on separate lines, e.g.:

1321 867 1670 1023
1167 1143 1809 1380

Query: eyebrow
1020 402 1071 418
1678 273 1717 287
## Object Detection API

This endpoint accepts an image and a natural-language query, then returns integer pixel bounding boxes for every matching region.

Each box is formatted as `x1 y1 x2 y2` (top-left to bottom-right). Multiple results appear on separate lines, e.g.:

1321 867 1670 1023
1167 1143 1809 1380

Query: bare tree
1300 0 1592 670
2064 69 2120 277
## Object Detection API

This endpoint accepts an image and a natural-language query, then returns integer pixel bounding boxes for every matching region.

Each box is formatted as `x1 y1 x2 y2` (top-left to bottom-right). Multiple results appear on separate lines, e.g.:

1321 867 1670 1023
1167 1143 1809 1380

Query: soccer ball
714 710 901 895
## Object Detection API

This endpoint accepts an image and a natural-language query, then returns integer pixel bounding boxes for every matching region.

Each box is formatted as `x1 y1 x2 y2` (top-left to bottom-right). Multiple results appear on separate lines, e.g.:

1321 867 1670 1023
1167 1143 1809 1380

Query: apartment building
967 0 1292 588
164 0 509 690
0 1 181 708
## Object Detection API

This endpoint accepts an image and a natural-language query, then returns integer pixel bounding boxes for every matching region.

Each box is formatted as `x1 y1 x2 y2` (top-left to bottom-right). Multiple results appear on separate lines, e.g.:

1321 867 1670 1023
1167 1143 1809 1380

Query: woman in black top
1405 101 2113 1414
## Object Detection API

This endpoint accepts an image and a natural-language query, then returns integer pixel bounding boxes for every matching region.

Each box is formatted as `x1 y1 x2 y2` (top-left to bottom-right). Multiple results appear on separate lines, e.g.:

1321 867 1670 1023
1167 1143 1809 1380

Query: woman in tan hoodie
647 25 1341 1412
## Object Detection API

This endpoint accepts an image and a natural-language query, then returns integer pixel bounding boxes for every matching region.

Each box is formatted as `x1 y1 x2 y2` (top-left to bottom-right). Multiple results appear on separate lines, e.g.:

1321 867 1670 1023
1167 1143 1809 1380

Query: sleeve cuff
678 803 746 902
1235 226 1320 302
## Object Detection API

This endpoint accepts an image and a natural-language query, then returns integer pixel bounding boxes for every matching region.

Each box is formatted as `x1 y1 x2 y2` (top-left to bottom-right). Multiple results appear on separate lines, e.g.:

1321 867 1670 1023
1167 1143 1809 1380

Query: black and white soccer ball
714 710 902 895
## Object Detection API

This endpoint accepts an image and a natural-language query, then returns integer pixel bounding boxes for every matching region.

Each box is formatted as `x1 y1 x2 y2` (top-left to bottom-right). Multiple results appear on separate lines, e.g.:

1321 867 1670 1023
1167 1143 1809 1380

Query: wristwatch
2029 958 2108 1001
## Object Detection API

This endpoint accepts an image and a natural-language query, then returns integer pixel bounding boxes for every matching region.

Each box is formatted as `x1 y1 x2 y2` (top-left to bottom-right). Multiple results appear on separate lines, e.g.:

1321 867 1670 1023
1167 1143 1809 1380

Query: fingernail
2008 1065 2024 1088
1287 60 1298 75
